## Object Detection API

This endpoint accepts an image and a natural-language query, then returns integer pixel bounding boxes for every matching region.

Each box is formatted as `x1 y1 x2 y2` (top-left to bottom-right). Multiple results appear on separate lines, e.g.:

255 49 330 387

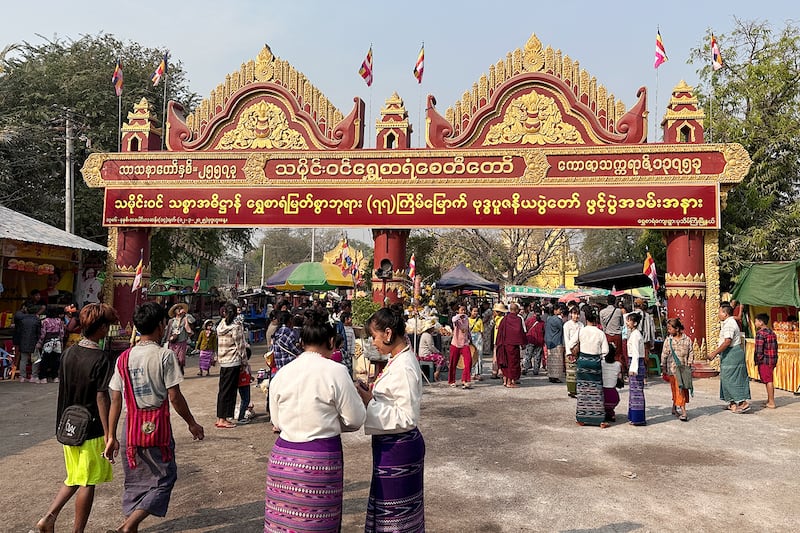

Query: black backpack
56 405 93 446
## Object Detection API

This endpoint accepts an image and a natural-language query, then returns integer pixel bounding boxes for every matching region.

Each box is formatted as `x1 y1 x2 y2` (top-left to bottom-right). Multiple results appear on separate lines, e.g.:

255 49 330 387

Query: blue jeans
237 385 251 421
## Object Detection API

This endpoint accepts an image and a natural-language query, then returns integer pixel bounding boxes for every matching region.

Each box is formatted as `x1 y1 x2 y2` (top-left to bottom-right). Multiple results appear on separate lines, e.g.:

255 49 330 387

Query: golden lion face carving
485 90 584 146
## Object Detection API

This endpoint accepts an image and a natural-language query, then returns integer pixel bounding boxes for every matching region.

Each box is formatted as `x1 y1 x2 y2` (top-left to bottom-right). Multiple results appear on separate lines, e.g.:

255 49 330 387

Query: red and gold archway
82 35 751 356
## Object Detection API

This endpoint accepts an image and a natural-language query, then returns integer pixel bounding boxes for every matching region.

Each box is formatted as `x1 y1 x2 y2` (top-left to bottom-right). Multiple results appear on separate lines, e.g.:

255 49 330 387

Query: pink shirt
451 314 470 348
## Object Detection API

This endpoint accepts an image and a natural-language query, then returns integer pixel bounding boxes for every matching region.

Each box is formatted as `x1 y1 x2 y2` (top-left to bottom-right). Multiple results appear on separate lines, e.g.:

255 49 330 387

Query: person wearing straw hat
416 317 444 381
164 303 193 375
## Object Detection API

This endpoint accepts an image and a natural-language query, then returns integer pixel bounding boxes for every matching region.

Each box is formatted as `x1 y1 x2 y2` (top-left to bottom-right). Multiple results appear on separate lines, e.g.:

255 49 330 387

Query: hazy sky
5 1 797 243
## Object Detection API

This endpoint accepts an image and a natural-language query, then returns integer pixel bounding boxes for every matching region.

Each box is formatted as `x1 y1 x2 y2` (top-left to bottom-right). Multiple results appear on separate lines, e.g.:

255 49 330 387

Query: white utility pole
65 112 74 233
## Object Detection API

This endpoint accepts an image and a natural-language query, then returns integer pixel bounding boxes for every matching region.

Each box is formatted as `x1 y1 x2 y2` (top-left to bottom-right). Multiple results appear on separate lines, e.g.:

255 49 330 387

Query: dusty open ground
2 348 799 532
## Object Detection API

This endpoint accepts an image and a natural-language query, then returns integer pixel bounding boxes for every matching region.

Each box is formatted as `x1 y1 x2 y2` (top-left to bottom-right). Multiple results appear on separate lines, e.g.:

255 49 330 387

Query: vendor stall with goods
731 260 800 393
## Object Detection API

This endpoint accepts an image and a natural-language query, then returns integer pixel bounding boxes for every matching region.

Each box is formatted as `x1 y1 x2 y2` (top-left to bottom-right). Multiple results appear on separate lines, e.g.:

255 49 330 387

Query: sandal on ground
671 406 678 416
506 383 520 388
736 402 751 413
679 413 688 421
600 422 610 429
215 421 236 429
449 383 457 388
462 383 473 389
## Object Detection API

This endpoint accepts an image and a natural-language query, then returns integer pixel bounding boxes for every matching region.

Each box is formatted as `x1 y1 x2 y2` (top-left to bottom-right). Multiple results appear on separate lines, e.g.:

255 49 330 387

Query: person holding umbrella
164 303 193 375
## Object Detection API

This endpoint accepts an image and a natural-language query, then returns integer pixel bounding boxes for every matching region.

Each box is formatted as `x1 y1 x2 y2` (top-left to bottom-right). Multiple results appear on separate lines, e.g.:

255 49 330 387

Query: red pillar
372 229 409 304
665 230 714 376
111 228 151 332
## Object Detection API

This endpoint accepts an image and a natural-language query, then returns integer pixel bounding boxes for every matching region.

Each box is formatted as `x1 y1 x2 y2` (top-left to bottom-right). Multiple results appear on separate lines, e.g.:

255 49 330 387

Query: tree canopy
692 19 800 287
0 33 251 275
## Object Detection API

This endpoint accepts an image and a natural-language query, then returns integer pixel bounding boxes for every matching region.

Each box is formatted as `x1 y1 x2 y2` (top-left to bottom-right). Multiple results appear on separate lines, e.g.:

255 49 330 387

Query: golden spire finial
523 34 545 72
255 44 275 81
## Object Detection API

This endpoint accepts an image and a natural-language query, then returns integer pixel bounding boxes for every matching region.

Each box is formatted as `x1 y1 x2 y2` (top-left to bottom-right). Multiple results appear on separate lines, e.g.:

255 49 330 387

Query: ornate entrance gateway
82 35 750 355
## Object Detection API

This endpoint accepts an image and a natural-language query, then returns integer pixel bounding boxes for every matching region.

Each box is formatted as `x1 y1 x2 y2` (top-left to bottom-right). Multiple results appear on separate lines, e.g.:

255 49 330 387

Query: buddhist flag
359 46 373 87
413 44 424 83
131 256 143 293
643 252 660 291
711 34 723 71
654 30 668 69
152 52 168 86
112 59 124 96
341 239 353 275
408 253 416 279
192 262 201 293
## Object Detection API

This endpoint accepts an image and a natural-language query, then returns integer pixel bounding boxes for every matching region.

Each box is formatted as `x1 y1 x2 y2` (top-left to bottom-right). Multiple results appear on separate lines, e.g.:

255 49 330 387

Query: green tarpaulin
731 261 800 308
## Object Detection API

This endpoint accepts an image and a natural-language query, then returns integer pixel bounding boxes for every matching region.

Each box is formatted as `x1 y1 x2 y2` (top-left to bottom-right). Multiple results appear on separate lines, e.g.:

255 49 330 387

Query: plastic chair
647 352 661 375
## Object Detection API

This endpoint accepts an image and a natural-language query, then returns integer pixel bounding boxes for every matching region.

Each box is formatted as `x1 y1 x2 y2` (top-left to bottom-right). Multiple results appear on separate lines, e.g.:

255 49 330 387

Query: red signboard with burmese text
103 184 719 229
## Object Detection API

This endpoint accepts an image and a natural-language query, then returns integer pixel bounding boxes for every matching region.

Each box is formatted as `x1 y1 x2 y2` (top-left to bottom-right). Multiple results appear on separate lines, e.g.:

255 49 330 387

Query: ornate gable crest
426 34 647 149
165 45 364 151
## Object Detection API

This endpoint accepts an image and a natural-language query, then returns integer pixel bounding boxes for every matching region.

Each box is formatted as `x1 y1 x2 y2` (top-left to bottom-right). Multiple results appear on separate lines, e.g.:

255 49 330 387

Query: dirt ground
2 347 799 533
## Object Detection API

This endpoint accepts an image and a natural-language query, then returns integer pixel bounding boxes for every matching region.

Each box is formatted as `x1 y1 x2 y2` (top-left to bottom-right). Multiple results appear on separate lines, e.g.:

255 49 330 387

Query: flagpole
417 41 424 148
709 70 714 143
117 93 122 152
161 66 168 150
655 68 660 142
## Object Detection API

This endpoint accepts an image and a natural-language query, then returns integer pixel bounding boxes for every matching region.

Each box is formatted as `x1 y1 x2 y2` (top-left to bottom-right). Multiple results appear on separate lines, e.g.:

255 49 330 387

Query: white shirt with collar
365 345 423 435
269 350 366 443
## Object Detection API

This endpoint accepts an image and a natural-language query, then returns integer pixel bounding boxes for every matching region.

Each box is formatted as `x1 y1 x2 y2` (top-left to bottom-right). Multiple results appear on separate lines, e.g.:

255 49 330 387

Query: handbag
56 404 93 446
670 338 694 396
615 376 624 389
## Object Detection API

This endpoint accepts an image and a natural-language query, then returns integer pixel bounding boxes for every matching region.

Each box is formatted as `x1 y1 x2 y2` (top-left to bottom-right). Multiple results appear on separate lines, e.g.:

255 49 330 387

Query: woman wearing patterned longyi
357 304 426 533
265 309 366 532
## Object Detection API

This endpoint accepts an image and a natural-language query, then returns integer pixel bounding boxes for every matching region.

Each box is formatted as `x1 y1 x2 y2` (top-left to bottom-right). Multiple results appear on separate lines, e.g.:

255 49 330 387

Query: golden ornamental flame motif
484 90 584 146
215 101 308 150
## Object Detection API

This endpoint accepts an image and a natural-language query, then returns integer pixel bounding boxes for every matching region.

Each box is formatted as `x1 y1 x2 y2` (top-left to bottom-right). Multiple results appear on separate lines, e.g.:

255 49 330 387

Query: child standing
754 313 779 409
195 319 218 376
601 345 622 423
236 347 254 424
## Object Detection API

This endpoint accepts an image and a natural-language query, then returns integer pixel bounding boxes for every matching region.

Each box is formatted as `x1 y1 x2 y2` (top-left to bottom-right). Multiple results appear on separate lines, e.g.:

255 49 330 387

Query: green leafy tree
691 20 800 287
0 33 251 275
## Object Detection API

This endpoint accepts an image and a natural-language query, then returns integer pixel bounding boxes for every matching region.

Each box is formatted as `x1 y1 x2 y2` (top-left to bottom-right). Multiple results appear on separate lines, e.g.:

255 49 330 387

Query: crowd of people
406 294 774 431
19 288 781 532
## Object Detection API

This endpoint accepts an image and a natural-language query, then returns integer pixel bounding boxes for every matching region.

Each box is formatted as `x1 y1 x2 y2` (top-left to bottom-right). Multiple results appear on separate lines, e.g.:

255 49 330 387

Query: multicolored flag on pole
131 256 143 293
112 59 124 96
643 252 660 291
340 239 353 275
654 30 668 69
152 52 168 86
408 253 416 279
413 44 424 83
359 46 373 87
711 34 723 71
193 262 201 293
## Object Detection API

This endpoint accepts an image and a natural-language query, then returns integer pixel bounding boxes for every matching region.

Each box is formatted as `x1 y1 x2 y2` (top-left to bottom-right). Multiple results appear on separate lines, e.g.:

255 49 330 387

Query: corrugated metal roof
0 206 107 252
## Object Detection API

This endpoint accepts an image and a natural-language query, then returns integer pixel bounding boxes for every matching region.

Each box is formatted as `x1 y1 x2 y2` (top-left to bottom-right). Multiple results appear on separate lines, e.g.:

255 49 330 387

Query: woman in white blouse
563 306 583 398
626 312 647 426
265 309 366 532
357 304 425 532
575 306 609 427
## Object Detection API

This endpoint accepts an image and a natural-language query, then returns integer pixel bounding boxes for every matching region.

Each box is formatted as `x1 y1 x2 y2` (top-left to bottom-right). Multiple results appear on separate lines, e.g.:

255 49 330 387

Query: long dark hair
223 302 238 325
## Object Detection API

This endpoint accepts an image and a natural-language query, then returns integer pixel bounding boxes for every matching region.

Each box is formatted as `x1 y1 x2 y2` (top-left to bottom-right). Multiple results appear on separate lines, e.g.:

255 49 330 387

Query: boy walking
103 302 204 532
754 313 778 409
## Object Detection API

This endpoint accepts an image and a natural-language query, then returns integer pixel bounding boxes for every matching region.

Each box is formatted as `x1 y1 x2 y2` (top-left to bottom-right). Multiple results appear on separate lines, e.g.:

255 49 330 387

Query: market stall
732 260 800 393
0 206 106 319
